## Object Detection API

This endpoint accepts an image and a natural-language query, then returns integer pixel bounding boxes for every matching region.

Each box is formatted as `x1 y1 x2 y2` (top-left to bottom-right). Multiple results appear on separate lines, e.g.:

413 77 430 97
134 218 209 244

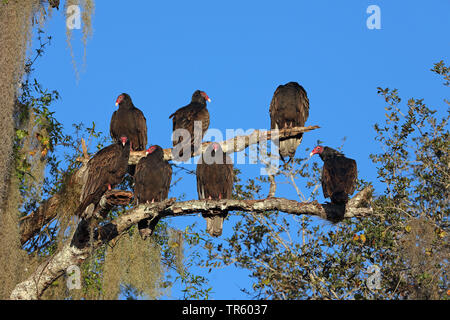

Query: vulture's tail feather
204 213 225 237
329 192 349 222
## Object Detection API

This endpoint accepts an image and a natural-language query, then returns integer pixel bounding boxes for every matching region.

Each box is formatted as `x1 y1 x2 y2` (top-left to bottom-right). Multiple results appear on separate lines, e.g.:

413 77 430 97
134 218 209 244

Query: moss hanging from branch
0 0 44 300
64 0 95 79
102 230 163 299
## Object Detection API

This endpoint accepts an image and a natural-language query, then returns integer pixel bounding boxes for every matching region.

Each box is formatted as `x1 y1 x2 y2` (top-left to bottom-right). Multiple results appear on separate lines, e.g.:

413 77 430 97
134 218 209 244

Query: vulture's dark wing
196 156 234 200
169 105 196 131
170 105 192 148
135 157 172 204
321 156 357 203
170 103 210 160
269 82 309 130
81 145 121 200
131 107 148 151
110 106 147 151
196 152 234 237
110 110 119 141
170 105 209 140
77 143 129 217
135 147 172 239
269 82 309 161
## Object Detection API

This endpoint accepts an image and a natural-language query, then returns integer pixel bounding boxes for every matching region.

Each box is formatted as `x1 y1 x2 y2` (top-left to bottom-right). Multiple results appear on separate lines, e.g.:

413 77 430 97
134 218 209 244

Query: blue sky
33 1 449 299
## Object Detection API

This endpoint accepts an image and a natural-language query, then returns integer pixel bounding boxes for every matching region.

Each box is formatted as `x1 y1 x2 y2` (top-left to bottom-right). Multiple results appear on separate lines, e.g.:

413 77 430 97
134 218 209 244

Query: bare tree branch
128 125 320 164
11 186 372 300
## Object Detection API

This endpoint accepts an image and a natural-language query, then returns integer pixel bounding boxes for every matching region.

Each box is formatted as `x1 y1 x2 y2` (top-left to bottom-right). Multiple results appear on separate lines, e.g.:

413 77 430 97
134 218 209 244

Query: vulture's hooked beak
309 152 314 158
202 92 211 103
115 102 119 107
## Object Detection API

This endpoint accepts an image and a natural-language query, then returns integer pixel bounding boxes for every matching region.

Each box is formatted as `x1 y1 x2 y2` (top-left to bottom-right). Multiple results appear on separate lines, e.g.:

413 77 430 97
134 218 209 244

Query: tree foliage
202 62 449 300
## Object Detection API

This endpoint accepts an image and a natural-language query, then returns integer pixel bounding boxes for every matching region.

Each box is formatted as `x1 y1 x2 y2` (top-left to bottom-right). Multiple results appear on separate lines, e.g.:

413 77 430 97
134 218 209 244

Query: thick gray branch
130 125 320 164
10 187 371 300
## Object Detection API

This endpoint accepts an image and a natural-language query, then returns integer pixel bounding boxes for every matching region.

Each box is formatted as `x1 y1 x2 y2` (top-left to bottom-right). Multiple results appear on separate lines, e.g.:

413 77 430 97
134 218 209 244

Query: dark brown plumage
269 82 310 161
134 145 172 239
76 137 130 218
196 143 234 237
310 146 357 220
169 90 211 161
110 93 147 151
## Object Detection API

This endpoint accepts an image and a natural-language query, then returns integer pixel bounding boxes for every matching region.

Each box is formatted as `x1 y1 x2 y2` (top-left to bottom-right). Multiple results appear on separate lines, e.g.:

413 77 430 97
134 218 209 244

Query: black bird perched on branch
170 90 211 161
310 145 357 221
196 143 234 237
134 145 172 239
110 93 147 152
76 137 130 219
110 93 147 175
270 82 310 162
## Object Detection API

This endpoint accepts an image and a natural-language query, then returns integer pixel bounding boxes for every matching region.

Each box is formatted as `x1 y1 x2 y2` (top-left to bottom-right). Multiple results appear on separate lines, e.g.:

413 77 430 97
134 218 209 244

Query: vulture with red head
169 90 211 160
110 93 147 151
196 143 234 237
76 137 130 218
310 146 357 220
269 82 310 162
134 145 172 239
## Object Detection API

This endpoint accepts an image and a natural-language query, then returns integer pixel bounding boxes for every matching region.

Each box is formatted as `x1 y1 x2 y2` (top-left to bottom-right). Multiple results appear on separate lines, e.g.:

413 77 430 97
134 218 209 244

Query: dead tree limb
128 125 320 164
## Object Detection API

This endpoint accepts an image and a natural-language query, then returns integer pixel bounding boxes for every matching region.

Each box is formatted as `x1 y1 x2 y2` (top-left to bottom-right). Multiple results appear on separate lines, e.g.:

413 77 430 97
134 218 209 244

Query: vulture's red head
201 91 211 103
115 93 130 107
193 90 211 103
146 145 157 155
310 145 324 157
120 136 128 146
146 145 164 159
209 142 223 156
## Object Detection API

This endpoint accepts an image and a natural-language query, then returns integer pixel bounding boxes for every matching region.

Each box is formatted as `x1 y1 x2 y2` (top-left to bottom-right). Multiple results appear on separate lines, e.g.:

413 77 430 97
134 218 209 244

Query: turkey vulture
310 146 357 220
169 90 211 160
134 145 172 239
196 143 234 237
269 82 310 161
76 137 130 218
110 93 147 151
